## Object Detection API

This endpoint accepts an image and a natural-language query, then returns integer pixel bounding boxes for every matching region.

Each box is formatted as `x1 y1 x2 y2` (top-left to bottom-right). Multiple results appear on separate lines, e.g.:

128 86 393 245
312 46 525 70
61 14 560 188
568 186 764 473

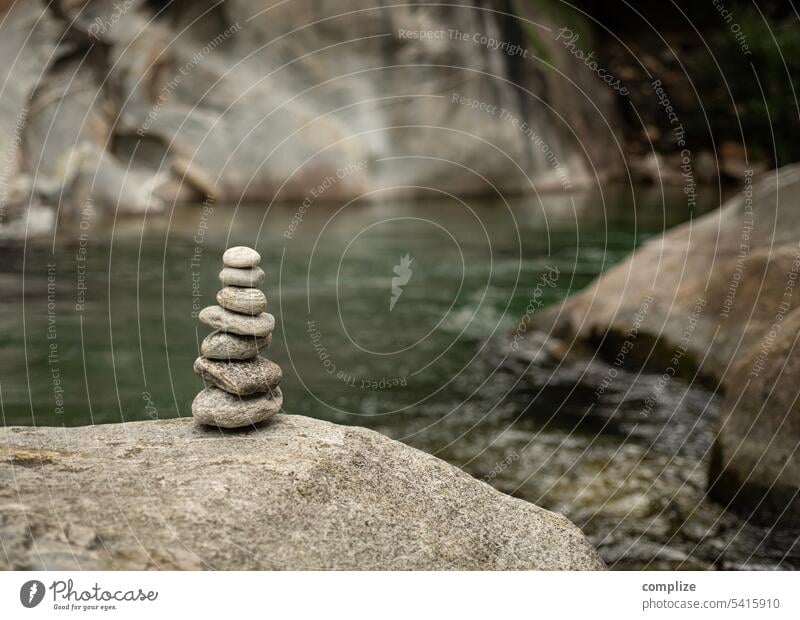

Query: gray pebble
219 266 265 287
199 305 274 337
194 356 282 396
223 246 261 268
191 386 283 428
201 330 272 360
216 286 267 315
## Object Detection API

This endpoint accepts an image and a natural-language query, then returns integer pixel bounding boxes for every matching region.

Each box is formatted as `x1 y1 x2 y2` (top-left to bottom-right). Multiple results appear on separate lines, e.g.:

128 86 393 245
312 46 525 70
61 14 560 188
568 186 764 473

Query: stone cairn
192 246 283 428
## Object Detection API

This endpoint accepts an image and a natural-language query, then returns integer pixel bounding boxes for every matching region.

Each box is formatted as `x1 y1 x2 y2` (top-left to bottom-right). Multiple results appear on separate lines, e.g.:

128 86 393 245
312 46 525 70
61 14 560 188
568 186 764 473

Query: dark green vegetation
568 0 800 169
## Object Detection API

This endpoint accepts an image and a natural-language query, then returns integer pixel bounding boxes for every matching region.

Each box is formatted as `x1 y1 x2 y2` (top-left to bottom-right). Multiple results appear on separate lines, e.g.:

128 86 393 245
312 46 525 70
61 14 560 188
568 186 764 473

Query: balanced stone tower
192 246 283 428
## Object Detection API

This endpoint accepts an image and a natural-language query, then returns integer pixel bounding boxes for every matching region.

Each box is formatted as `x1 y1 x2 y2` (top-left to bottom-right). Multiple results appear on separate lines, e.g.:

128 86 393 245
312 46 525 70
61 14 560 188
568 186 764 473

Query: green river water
2 186 797 569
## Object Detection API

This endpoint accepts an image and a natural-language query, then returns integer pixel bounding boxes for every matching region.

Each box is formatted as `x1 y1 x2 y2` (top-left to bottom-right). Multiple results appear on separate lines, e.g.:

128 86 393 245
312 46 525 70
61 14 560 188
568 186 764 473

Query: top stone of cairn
223 246 261 268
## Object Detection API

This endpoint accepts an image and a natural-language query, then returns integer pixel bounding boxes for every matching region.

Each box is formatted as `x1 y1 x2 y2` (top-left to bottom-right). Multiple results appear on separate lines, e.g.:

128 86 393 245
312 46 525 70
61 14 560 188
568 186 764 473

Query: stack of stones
191 246 283 428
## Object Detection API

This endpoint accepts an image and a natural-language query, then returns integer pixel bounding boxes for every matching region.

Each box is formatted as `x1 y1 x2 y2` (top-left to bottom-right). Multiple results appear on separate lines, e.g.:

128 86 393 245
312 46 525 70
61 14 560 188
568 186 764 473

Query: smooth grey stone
1 416 604 569
219 266 265 287
192 386 283 428
201 330 271 360
216 286 267 315
194 356 282 396
223 246 261 268
199 305 274 337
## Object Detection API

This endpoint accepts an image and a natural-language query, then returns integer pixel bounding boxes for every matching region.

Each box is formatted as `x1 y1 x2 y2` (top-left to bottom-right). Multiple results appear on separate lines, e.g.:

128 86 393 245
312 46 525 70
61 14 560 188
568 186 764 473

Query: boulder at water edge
0 416 604 570
526 165 800 522
709 308 800 524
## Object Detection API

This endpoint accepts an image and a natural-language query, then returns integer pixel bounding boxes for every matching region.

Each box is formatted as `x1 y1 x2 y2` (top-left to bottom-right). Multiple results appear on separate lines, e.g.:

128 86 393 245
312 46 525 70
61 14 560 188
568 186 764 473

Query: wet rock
200 330 272 360
193 356 282 396
0 416 604 569
223 246 261 268
198 306 274 337
532 164 800 523
539 165 800 380
216 286 267 315
709 308 800 524
192 386 283 428
219 266 265 288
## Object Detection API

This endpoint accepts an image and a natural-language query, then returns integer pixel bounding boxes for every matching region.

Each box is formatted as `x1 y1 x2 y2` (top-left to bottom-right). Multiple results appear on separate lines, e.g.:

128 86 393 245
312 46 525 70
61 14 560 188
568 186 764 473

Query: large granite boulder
709 309 800 524
531 164 800 522
546 165 800 380
0 415 603 570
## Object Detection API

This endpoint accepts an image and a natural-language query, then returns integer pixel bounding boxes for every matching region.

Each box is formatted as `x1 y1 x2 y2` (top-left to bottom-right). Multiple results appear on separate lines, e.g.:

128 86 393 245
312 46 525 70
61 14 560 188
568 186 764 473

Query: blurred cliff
0 0 624 237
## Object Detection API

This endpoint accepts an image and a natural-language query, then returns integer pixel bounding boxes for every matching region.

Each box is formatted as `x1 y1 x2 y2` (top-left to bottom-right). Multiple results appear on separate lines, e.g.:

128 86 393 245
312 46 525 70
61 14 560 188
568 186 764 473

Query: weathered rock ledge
0 415 603 570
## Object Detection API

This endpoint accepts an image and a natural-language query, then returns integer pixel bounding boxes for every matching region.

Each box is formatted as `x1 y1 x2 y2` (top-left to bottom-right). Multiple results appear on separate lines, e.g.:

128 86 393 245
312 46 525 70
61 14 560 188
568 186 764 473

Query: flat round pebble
192 386 283 428
216 286 267 315
199 305 274 337
223 246 261 268
201 330 272 360
219 266 265 287
194 356 282 396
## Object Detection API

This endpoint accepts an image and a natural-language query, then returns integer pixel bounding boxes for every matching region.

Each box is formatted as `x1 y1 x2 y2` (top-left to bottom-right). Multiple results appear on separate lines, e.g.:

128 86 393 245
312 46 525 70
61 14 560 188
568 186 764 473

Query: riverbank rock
527 164 800 522
0 416 604 570
709 309 800 524
541 165 800 379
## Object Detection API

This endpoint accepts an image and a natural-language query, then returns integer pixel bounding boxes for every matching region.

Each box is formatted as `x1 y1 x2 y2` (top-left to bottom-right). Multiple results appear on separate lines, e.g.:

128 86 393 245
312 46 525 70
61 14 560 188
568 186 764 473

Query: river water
1 186 797 569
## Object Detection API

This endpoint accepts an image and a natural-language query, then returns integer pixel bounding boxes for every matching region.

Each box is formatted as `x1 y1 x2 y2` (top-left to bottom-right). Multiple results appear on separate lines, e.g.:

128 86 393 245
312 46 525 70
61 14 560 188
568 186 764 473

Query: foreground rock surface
0 416 604 570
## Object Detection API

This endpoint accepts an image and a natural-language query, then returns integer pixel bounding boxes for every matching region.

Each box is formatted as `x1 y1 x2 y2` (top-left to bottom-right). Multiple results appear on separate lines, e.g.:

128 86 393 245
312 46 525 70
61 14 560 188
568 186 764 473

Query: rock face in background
0 0 622 235
548 165 800 380
530 164 800 523
0 416 604 569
